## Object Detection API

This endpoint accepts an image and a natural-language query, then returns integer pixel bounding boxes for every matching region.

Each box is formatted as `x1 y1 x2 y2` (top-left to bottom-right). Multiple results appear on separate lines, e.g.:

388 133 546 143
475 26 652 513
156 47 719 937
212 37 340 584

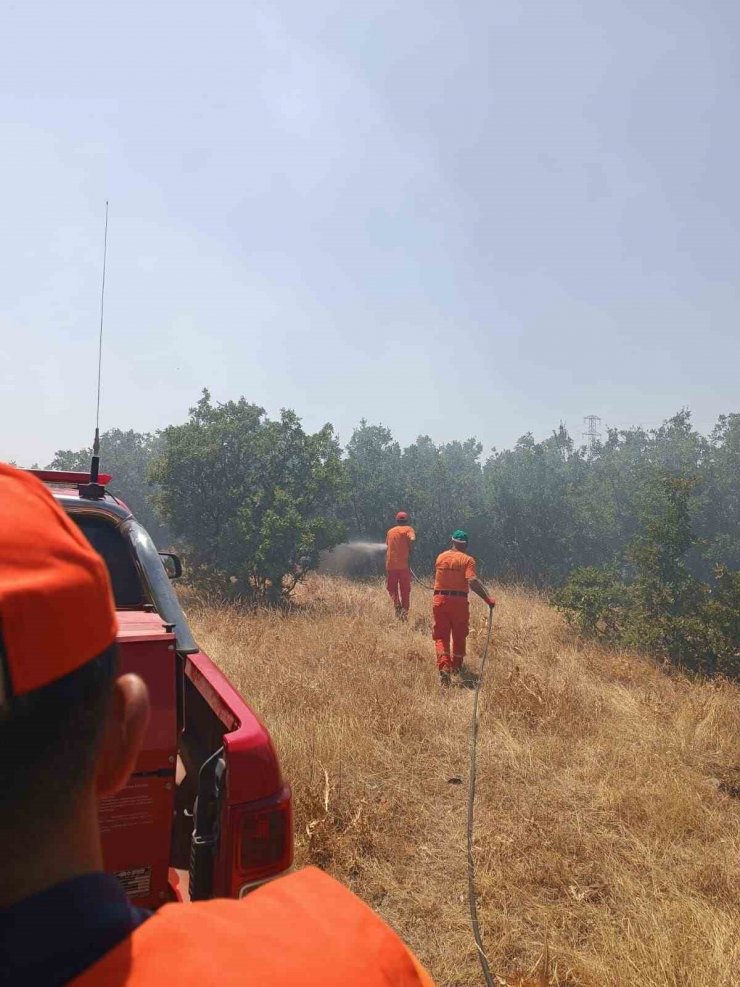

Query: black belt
434 589 468 597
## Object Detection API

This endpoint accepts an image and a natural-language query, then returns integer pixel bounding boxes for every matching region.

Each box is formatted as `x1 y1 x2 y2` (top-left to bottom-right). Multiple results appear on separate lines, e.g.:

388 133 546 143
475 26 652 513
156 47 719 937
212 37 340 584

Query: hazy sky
2 0 738 466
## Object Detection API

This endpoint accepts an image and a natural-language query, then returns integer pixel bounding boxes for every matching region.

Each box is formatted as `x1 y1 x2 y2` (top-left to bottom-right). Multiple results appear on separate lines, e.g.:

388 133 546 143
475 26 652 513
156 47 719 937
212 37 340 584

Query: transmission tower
583 415 602 455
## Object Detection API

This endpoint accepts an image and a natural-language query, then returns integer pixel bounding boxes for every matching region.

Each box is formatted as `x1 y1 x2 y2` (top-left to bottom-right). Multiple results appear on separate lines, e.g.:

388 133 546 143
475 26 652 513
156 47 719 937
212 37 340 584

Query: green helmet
452 529 468 543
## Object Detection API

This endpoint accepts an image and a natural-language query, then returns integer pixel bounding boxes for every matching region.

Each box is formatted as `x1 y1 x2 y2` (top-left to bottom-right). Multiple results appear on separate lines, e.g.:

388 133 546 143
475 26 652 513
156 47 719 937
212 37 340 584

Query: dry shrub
186 576 740 987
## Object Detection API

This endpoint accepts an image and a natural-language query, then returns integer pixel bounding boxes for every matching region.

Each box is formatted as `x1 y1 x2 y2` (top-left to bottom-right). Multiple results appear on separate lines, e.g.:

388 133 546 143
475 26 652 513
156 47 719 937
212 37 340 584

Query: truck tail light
229 785 293 896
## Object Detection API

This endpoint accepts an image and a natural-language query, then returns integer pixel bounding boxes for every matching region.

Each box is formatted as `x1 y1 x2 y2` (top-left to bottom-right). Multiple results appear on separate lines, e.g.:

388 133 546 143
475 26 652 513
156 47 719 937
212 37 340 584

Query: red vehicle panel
117 611 177 769
99 613 178 909
99 775 174 909
28 468 294 905
184 652 282 803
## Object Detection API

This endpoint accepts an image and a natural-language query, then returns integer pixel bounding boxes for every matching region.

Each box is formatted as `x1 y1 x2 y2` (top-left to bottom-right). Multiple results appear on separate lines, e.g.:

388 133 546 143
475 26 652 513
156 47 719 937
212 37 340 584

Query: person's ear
96 674 150 797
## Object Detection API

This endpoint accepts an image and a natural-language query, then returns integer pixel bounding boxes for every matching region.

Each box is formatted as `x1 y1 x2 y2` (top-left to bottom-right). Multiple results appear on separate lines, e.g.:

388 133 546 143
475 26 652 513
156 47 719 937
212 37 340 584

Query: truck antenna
80 202 109 500
91 201 108 485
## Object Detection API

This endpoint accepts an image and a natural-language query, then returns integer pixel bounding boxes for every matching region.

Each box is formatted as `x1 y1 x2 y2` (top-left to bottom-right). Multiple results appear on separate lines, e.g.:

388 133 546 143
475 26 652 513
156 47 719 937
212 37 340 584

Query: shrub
554 475 740 677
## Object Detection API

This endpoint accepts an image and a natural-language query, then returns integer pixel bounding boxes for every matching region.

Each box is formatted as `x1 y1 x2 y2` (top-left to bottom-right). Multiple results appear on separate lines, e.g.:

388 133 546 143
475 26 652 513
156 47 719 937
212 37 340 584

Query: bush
551 566 627 637
554 474 740 677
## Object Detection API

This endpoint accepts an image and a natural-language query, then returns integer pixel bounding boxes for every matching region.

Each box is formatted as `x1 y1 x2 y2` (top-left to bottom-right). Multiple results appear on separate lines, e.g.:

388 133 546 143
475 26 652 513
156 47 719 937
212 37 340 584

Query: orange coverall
386 524 416 612
432 549 477 672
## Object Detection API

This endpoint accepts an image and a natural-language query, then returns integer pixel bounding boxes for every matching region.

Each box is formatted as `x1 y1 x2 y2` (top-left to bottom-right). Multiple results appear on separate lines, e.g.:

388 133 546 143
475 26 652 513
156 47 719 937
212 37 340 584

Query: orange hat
0 464 117 703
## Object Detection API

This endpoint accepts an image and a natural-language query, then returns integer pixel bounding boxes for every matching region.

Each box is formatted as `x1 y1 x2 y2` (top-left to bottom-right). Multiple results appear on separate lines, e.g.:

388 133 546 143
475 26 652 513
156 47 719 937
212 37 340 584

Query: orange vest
72 868 435 987
434 549 476 593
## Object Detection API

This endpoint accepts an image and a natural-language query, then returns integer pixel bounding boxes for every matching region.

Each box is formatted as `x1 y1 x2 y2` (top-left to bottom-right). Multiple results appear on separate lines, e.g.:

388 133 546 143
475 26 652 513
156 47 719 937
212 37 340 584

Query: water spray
320 541 386 577
342 541 386 553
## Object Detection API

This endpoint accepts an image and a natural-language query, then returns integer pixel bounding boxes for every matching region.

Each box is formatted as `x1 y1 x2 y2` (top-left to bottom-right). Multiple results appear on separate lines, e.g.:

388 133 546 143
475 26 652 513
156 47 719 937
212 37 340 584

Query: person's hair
0 644 118 836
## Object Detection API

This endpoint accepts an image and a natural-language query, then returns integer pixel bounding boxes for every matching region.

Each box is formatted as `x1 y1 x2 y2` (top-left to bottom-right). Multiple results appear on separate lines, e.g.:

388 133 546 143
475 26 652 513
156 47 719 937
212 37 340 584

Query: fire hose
410 569 498 987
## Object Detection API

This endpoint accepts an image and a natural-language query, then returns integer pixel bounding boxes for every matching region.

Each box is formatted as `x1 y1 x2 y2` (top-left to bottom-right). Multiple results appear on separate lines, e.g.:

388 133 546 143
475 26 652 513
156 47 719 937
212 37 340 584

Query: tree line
49 394 739 674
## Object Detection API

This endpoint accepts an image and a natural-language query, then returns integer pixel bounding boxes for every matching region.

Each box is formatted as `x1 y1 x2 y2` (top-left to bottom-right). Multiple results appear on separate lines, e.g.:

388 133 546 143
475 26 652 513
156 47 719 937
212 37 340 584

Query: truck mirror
159 552 183 579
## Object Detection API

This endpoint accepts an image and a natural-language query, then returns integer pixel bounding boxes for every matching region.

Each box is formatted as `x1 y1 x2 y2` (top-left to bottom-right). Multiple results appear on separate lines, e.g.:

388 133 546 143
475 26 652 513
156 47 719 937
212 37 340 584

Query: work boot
399 608 409 622
439 670 451 687
394 604 403 620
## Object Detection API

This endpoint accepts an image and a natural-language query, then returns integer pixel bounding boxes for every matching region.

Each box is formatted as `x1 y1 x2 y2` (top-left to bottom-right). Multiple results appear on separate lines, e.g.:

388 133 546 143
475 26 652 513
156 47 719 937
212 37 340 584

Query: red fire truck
30 469 293 908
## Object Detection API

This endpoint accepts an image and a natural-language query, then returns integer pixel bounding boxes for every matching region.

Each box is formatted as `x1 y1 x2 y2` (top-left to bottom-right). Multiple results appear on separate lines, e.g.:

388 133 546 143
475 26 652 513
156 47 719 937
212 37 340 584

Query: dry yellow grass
185 575 740 986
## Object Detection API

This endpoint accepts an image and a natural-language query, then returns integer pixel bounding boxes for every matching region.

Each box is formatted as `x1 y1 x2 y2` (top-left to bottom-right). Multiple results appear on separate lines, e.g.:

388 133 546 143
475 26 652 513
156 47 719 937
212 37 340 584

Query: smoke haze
320 541 386 577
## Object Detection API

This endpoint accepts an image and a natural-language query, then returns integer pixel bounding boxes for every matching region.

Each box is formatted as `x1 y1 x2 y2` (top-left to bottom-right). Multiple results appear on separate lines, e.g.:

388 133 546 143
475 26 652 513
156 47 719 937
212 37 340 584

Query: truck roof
29 469 197 654
30 470 133 519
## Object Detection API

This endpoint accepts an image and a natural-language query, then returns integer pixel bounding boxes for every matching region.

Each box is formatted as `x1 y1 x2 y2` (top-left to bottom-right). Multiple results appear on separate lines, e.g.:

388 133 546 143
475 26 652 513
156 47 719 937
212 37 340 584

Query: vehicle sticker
116 866 152 898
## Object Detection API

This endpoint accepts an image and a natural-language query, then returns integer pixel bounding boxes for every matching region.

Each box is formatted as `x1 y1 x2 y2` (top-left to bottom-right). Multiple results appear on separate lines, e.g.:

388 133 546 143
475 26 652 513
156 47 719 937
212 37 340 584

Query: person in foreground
385 510 416 620
433 530 496 686
0 464 435 986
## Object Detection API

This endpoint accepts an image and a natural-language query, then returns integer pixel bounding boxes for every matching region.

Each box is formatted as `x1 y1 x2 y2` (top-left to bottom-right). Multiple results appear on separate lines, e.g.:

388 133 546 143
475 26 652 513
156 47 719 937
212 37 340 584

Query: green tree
576 426 654 565
695 414 740 577
621 473 711 667
343 421 403 538
340 411 737 591
555 471 739 678
399 436 484 569
151 390 346 602
701 566 740 677
578 412 711 580
482 426 589 584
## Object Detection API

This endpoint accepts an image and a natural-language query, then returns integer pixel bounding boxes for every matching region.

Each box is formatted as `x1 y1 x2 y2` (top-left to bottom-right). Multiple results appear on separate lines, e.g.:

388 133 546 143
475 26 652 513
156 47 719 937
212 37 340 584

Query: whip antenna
91 201 109 485
80 202 109 499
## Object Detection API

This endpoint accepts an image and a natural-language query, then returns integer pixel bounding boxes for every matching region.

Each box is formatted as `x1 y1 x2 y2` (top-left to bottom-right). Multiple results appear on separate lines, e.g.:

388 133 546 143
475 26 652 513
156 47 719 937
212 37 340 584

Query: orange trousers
387 568 411 611
432 595 469 671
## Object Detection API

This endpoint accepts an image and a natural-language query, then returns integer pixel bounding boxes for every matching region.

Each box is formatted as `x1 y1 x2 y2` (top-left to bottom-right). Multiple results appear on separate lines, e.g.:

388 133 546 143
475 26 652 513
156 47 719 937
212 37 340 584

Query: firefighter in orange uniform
386 511 416 619
0 464 435 987
433 529 495 686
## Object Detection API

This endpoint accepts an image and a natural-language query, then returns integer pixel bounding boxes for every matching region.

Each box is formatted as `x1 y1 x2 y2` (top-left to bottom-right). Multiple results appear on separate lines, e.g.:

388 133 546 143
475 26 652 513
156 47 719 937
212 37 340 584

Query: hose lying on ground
410 569 499 987
467 607 497 987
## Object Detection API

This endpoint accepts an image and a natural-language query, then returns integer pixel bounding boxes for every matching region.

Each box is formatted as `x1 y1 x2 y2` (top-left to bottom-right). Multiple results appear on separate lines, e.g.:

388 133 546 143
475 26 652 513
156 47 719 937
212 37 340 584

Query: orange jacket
386 525 416 570
434 549 476 593
72 868 435 986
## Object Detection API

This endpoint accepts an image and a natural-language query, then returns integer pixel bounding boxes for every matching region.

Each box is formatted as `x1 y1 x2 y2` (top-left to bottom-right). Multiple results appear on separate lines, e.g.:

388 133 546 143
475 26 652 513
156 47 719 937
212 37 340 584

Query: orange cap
0 464 117 703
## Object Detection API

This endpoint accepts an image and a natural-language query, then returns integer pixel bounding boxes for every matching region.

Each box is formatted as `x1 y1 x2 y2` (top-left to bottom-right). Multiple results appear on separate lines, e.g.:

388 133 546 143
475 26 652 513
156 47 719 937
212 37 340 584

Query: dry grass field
186 575 740 986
